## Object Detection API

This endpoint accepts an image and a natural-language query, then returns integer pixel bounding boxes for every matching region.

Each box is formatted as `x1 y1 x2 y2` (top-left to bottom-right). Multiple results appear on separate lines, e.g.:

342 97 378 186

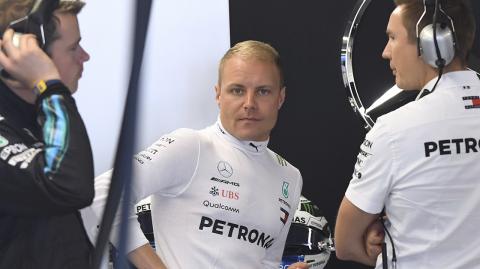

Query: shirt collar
214 117 269 154
423 70 480 93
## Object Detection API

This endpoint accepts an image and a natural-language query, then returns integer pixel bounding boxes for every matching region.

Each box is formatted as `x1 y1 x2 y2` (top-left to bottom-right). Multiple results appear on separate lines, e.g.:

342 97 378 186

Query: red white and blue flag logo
463 96 480 109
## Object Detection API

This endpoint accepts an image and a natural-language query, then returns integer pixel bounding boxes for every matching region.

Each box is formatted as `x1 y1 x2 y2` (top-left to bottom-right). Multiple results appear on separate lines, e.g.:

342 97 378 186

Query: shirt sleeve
0 83 94 216
90 128 201 253
263 171 303 268
345 119 395 214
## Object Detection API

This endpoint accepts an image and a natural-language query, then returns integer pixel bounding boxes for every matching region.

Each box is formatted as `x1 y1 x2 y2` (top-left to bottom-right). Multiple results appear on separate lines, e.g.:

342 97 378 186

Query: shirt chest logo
209 186 239 200
217 161 233 178
279 181 292 225
463 96 480 109
282 181 289 198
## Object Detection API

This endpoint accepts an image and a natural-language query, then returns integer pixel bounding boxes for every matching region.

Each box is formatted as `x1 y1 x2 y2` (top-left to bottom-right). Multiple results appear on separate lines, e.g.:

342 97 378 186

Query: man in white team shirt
335 0 480 268
93 40 306 269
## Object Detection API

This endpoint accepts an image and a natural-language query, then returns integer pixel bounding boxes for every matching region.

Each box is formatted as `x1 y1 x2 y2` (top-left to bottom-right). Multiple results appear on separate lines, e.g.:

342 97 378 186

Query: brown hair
393 0 476 64
0 0 85 50
218 40 284 87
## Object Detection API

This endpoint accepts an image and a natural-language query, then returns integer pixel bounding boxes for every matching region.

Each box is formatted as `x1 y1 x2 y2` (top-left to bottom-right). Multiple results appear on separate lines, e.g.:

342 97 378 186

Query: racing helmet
280 195 335 269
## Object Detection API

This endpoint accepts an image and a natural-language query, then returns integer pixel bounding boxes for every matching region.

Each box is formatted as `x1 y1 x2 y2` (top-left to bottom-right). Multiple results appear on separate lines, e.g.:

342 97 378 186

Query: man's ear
215 84 221 106
278 87 286 109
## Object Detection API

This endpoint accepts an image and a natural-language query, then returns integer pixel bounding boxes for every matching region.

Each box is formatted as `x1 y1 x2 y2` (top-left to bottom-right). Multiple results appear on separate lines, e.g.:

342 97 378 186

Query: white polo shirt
346 70 480 269
93 119 302 269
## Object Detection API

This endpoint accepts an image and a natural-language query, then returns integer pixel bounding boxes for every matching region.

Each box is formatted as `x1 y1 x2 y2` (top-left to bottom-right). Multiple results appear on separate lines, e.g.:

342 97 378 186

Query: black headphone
416 0 457 69
0 0 58 75
8 0 59 48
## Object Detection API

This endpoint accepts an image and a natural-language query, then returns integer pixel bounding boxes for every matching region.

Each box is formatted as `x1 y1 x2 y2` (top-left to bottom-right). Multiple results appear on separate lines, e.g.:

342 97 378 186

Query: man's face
382 6 429 90
48 12 89 93
215 56 285 141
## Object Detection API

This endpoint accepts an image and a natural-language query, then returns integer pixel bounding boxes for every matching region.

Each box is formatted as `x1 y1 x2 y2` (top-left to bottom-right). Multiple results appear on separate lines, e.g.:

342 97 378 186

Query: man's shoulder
161 127 200 141
266 149 301 177
376 93 440 135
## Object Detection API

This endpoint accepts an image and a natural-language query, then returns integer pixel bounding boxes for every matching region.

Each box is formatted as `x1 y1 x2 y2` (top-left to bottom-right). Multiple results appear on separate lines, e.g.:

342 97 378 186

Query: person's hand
0 29 60 89
364 219 385 259
287 262 310 269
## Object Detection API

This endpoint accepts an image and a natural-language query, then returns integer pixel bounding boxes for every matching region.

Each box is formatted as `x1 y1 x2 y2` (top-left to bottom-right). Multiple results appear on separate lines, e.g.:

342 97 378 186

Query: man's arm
89 129 201 267
335 196 380 266
0 30 94 216
127 243 167 269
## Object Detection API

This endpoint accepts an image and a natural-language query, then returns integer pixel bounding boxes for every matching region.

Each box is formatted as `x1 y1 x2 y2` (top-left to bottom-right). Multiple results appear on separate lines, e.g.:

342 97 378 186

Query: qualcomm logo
217 161 233 178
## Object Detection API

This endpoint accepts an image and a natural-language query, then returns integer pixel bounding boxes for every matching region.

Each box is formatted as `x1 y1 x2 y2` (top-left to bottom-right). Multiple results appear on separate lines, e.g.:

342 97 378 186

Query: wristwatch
34 79 62 95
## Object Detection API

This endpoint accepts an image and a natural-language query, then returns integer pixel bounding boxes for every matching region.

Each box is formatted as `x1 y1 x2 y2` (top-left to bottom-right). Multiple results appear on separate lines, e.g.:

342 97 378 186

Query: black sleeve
0 82 94 216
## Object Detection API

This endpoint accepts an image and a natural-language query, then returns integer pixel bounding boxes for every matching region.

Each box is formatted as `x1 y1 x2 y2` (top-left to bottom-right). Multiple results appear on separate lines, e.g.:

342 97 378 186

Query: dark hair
394 0 476 65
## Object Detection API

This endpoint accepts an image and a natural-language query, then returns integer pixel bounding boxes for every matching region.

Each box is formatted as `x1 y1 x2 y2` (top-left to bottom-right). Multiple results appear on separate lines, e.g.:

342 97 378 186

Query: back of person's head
0 0 85 52
393 0 476 66
218 40 284 87
0 0 32 34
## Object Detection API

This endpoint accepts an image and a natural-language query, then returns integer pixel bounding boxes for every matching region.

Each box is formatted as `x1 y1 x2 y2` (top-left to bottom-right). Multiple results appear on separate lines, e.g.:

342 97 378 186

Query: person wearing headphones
0 1 93 268
335 0 479 268
92 40 306 269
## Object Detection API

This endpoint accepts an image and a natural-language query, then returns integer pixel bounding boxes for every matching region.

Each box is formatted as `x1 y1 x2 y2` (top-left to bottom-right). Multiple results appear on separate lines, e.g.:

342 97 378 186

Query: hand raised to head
0 29 60 90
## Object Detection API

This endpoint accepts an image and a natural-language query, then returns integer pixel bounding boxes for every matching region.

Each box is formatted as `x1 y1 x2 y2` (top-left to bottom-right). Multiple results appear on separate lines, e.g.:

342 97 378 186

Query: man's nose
79 46 90 62
243 90 257 110
382 43 390 60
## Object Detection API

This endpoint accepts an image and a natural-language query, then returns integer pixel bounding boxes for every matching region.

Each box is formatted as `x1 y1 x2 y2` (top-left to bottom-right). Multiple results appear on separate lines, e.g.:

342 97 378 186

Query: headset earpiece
419 23 455 68
416 0 457 69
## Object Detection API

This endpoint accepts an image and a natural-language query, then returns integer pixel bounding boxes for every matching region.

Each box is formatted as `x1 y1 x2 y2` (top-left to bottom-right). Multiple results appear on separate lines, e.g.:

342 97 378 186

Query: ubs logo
209 186 239 200
210 186 219 196
217 161 233 178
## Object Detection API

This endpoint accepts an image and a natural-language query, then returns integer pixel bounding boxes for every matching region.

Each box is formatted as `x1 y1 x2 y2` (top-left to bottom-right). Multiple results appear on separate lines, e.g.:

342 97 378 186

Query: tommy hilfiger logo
280 207 289 225
463 96 480 109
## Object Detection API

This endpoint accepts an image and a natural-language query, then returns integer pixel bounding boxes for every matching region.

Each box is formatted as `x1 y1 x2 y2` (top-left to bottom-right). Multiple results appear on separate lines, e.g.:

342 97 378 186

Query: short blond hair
218 40 284 87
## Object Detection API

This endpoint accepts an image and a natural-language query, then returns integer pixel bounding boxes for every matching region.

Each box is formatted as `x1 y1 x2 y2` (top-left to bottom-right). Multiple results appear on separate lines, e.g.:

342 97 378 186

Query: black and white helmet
280 196 335 269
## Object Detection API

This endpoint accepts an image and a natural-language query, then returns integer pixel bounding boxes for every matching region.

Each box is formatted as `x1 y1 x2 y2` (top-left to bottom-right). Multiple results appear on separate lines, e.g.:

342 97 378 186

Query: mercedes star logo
217 161 233 178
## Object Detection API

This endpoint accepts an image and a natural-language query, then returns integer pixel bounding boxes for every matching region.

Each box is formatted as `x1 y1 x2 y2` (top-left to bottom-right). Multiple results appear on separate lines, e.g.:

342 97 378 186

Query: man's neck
0 78 36 104
424 58 466 86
